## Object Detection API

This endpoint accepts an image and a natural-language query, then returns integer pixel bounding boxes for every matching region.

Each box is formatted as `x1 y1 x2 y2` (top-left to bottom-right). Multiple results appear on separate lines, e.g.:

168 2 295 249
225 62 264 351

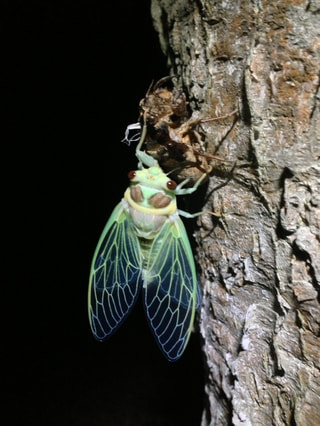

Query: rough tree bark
151 1 320 425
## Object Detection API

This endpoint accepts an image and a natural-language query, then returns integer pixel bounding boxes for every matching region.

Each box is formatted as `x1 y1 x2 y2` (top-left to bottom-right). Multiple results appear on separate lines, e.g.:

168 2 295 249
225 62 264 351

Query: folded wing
143 214 199 361
88 203 142 340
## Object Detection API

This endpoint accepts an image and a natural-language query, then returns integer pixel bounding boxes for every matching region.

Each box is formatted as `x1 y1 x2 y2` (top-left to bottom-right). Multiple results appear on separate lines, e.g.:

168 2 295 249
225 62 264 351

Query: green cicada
88 121 205 361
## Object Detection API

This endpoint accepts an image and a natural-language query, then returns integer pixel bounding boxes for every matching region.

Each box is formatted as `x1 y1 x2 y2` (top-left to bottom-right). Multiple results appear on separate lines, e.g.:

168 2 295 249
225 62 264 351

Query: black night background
3 1 205 425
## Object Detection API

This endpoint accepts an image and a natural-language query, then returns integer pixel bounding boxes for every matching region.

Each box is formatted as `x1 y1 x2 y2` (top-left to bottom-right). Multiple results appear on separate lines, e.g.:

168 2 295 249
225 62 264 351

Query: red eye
128 170 136 180
166 179 177 190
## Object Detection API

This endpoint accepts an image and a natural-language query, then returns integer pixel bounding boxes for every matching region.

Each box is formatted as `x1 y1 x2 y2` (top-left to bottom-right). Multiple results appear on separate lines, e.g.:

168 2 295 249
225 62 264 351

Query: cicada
88 120 205 361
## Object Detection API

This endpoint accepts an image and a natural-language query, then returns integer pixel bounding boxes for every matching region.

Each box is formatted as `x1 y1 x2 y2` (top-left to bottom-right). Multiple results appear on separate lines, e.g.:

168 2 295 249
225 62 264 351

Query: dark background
3 1 205 425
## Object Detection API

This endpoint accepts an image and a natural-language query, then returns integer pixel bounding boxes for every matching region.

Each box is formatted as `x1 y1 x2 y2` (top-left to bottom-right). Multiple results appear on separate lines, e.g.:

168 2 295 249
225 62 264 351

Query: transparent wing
143 214 199 361
88 202 142 341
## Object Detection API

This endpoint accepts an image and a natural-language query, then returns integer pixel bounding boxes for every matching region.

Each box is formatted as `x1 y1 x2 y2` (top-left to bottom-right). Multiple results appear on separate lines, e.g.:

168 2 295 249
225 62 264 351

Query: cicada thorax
125 185 174 261
130 185 172 209
124 167 178 242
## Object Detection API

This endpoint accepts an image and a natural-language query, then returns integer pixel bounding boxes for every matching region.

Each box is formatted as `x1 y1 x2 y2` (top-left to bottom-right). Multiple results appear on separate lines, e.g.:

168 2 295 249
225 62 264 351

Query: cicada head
128 166 177 194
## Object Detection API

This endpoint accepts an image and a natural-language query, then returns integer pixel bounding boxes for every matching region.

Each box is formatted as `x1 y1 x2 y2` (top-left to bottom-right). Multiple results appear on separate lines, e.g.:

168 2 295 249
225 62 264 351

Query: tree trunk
151 1 320 424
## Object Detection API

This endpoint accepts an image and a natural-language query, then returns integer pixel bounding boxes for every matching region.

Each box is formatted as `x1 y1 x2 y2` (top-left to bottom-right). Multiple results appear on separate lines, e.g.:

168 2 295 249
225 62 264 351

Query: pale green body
88 120 205 361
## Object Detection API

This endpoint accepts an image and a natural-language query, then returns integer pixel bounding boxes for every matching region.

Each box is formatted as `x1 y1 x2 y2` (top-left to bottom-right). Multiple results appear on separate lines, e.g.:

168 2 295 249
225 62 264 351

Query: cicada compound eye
128 170 137 180
166 179 177 190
